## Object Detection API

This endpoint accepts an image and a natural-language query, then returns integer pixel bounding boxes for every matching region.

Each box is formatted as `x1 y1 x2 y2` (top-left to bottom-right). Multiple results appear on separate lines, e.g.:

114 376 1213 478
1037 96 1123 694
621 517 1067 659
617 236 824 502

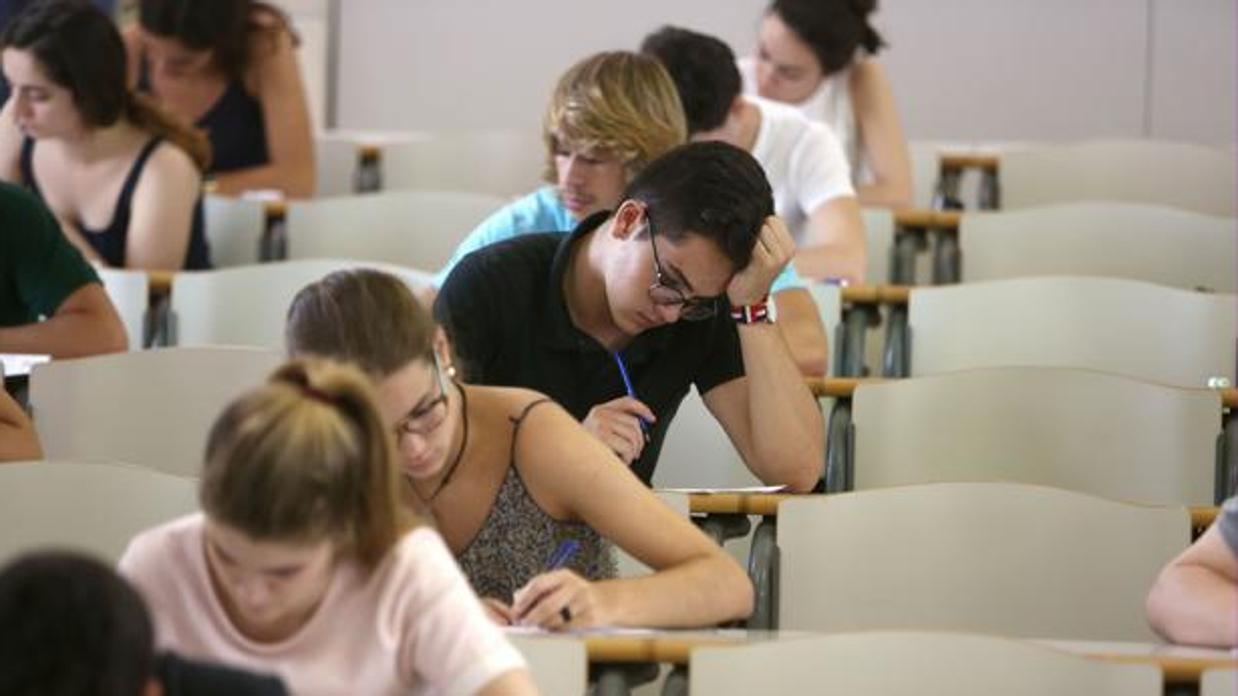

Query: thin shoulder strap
116 137 164 205
508 397 554 465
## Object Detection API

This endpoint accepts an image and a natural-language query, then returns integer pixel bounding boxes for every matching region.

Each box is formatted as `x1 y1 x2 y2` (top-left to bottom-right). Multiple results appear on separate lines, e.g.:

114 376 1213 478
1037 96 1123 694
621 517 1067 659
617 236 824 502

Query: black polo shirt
433 212 745 484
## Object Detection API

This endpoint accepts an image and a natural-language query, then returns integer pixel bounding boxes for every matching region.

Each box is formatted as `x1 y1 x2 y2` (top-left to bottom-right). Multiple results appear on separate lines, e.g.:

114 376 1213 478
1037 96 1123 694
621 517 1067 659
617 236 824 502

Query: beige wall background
330 0 1235 145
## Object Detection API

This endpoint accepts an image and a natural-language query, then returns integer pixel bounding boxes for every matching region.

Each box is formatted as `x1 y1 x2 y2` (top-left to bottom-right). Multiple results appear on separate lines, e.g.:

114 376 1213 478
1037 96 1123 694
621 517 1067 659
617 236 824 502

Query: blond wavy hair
542 51 688 184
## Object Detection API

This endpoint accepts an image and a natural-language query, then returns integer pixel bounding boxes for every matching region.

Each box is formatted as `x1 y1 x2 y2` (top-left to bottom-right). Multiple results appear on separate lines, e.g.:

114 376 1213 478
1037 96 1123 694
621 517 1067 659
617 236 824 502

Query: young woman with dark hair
128 0 315 197
741 0 913 208
0 0 212 270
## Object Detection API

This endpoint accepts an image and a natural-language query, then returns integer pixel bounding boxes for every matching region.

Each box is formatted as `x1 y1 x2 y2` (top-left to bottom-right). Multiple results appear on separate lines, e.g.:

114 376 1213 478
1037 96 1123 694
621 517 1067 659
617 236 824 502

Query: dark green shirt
0 181 99 327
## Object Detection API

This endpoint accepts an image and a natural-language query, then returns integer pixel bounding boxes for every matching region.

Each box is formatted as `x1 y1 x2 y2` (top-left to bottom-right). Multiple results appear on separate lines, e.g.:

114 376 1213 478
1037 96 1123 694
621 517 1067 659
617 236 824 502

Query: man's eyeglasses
646 214 718 321
394 354 450 438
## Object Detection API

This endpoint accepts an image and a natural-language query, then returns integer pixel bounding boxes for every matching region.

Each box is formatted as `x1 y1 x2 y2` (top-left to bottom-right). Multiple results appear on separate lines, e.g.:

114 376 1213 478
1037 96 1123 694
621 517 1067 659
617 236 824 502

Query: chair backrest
382 129 545 197
506 635 587 696
778 482 1190 640
203 194 267 267
1202 668 1238 696
960 201 1237 292
95 267 148 350
862 208 895 285
908 276 1237 388
852 366 1221 505
1000 140 1237 216
169 260 434 348
689 631 1160 696
285 190 507 270
314 131 422 196
0 461 198 564
30 347 283 477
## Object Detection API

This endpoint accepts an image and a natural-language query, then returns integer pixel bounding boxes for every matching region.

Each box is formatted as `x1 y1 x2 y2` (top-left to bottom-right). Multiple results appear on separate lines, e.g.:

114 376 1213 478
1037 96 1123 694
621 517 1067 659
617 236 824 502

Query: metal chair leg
825 400 853 492
693 514 752 546
746 517 779 630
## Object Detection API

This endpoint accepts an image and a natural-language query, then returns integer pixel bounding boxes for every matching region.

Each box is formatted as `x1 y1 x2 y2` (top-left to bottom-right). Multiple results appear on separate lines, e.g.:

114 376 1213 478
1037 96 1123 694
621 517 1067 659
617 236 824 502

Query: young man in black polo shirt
435 141 824 491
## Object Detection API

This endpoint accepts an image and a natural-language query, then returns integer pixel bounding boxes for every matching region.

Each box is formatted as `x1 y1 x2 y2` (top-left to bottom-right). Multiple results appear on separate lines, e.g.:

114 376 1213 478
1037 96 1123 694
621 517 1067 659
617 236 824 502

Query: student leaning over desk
435 141 825 490
434 50 829 377
284 268 754 631
120 359 536 696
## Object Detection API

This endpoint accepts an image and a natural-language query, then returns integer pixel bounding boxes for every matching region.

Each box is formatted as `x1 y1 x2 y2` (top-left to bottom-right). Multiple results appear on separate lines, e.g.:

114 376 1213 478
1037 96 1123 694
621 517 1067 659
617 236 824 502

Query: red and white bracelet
730 295 772 324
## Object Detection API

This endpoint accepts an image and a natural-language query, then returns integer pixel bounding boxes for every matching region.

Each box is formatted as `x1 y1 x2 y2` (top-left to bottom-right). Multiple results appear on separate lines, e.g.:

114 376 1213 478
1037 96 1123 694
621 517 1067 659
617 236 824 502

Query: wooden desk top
514 629 807 664
687 492 1219 530
894 209 963 229
1038 640 1237 683
940 153 1000 172
839 284 911 305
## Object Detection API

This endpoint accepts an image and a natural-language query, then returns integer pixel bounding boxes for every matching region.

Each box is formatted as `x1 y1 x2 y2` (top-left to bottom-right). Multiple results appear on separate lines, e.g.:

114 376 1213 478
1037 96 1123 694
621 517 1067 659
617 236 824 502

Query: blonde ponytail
201 358 418 570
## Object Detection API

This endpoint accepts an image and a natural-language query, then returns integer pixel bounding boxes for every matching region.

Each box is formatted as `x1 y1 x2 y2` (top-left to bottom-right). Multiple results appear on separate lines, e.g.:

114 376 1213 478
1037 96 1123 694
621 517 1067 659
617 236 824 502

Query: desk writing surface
1037 639 1238 682
507 628 816 664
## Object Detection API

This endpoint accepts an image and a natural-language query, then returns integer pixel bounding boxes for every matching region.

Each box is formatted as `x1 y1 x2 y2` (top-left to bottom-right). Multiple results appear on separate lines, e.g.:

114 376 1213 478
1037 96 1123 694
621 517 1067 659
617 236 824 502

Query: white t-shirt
748 95 856 246
119 514 526 696
739 57 871 186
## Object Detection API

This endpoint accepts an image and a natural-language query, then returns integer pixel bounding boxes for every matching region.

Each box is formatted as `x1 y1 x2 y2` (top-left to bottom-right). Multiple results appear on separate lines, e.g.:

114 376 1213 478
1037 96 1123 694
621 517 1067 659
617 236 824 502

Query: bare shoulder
849 58 894 101
247 5 297 61
145 140 201 185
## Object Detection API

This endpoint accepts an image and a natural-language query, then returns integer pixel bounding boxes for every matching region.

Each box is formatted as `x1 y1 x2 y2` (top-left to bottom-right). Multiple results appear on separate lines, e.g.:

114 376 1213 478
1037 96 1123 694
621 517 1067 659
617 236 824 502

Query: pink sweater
119 514 525 696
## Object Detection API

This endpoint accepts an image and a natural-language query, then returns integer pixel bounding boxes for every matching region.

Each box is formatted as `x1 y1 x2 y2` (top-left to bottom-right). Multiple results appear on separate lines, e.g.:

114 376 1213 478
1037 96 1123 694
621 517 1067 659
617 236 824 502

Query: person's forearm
794 242 867 285
595 553 752 627
1147 566 1238 647
213 162 315 199
0 314 127 358
0 391 41 461
773 289 828 377
856 180 913 209
737 322 825 491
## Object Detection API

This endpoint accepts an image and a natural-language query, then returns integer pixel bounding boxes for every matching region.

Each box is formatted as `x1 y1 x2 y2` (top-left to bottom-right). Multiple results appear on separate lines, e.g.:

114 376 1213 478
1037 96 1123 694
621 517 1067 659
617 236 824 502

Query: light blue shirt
435 185 806 293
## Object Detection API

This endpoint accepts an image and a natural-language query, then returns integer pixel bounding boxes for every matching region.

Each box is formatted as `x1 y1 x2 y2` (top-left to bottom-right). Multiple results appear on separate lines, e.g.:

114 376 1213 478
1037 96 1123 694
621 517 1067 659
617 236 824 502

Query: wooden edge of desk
147 270 174 296
805 376 885 399
582 635 740 664
1085 652 1237 683
689 493 792 516
893 209 963 230
939 153 1000 172
1191 506 1218 531
1223 388 1237 409
840 284 911 305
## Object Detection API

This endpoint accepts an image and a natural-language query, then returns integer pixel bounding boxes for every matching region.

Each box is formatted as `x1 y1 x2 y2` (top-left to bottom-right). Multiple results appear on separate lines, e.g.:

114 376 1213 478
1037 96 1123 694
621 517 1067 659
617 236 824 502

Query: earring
446 364 458 379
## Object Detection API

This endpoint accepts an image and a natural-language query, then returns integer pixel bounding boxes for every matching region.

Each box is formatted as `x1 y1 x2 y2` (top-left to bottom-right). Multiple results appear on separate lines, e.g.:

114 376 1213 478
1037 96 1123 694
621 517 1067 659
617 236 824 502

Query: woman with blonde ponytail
119 358 536 696
0 0 212 270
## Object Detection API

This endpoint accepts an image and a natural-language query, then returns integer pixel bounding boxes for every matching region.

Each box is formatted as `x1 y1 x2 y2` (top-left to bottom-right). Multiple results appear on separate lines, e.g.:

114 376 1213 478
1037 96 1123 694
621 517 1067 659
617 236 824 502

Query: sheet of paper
1 353 50 378
658 485 788 495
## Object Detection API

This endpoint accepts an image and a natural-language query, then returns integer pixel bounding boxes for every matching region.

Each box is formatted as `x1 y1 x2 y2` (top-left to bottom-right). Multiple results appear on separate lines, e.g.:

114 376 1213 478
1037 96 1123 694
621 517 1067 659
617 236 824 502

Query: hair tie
300 384 336 406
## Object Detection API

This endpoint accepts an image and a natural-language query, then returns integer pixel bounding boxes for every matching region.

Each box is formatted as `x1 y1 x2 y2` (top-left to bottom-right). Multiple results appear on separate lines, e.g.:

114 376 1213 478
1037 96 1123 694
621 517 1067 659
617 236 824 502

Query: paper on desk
1 353 49 378
659 485 788 494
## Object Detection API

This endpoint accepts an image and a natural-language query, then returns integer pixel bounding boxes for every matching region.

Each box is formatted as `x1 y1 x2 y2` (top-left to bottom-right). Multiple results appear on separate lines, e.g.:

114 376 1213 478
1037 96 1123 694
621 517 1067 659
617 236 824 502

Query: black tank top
20 136 212 270
137 58 270 175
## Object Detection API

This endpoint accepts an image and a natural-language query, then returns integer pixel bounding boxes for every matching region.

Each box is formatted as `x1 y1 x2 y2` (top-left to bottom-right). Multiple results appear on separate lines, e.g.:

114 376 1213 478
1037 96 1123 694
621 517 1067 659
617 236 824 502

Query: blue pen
545 539 581 571
611 351 652 442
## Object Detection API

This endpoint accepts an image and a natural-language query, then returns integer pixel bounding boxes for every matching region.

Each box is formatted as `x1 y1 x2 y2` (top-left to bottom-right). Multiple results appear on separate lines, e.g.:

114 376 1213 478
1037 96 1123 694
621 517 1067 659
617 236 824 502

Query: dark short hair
769 0 887 75
640 26 740 135
1 0 128 128
621 141 773 271
0 551 154 696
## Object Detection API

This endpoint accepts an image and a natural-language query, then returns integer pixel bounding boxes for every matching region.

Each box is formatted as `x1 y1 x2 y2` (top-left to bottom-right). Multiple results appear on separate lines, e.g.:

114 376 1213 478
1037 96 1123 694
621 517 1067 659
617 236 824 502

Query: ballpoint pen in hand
611 352 652 442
